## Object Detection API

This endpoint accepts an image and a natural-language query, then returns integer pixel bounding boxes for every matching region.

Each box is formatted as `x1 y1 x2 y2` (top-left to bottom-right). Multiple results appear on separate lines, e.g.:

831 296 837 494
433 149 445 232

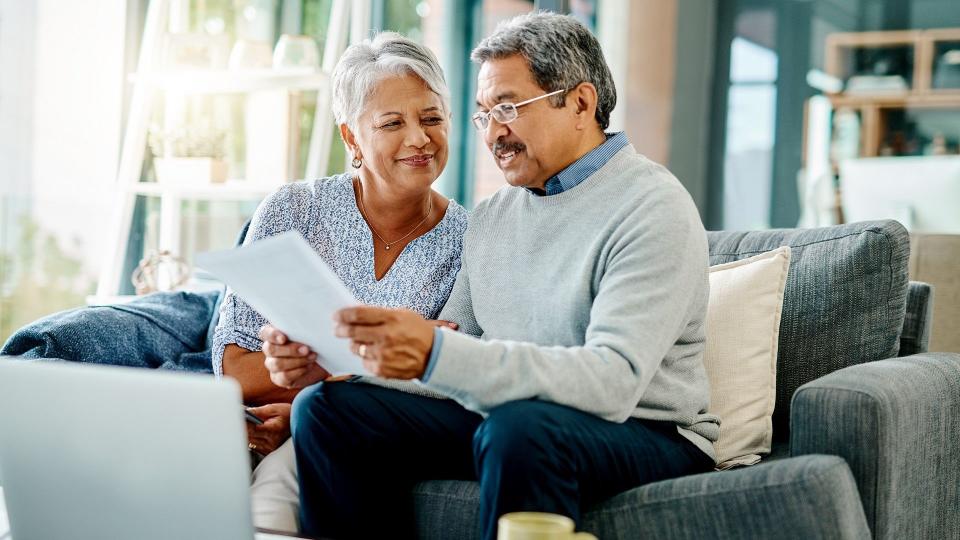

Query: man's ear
569 82 599 130
339 123 359 158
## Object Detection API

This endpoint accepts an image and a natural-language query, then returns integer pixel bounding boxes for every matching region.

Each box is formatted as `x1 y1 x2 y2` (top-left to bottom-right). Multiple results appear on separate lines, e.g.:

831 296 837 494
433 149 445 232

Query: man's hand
245 402 291 456
260 325 331 388
334 307 438 379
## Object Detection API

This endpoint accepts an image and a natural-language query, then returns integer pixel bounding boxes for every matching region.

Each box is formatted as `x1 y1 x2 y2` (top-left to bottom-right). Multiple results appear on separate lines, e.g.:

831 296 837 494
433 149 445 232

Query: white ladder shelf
96 0 362 296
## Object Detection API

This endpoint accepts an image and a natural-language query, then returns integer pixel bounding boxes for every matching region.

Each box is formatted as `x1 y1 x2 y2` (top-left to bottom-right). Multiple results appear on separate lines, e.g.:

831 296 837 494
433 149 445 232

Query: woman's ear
339 123 360 159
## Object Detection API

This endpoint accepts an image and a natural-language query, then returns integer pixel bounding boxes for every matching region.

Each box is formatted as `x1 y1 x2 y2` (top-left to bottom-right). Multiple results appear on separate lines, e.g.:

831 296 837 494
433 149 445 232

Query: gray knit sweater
423 144 719 461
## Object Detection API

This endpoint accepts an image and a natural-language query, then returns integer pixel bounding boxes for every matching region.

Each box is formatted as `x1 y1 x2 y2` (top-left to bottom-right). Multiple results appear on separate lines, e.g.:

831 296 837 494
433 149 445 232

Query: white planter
154 157 228 184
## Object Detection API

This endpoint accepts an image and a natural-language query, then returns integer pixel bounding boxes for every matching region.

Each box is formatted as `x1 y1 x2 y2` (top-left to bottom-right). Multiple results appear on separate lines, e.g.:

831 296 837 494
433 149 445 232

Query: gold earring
351 156 362 169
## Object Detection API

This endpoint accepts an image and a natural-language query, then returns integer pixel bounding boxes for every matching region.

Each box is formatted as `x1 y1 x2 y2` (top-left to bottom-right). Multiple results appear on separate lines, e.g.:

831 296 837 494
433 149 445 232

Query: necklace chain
356 178 433 251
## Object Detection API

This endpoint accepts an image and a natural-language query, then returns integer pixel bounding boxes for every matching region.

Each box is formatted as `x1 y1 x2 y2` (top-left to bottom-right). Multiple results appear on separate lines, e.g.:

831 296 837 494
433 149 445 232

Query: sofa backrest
707 220 910 441
901 281 933 356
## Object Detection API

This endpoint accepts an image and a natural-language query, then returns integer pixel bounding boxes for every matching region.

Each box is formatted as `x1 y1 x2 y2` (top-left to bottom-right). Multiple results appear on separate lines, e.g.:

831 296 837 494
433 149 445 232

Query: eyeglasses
471 89 567 131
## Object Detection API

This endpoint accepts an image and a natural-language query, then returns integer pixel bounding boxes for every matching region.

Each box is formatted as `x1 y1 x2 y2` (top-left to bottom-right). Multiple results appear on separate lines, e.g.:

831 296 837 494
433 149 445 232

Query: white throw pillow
705 246 791 469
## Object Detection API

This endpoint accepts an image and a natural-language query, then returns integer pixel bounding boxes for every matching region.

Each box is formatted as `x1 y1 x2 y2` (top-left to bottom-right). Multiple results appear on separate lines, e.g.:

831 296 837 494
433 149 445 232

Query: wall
621 0 678 166
668 0 717 222
601 0 718 220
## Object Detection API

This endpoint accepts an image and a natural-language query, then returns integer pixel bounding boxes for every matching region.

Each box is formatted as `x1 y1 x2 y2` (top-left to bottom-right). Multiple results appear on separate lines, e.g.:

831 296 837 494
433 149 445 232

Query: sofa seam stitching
709 227 889 257
579 461 851 515
412 460 851 512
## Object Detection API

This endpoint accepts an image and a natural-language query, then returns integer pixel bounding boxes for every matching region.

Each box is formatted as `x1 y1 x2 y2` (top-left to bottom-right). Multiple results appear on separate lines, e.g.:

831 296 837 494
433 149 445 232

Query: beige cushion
705 246 791 469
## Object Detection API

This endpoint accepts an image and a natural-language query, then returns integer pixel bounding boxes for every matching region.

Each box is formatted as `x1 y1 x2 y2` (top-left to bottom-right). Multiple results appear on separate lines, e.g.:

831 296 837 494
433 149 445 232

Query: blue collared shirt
530 131 628 196
420 131 628 382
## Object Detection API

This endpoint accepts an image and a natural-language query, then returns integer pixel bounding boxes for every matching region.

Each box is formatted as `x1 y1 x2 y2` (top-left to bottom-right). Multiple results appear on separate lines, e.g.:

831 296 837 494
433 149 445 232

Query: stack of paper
196 231 369 376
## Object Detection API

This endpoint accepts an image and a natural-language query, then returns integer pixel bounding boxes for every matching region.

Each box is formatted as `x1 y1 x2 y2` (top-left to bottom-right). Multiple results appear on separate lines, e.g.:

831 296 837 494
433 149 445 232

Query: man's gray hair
471 12 616 130
332 32 449 129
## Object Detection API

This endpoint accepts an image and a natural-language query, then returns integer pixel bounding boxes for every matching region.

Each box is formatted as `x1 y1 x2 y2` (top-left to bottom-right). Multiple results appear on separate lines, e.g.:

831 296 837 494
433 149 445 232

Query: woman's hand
245 402 291 456
222 344 300 405
260 325 331 388
431 320 459 331
334 306 437 379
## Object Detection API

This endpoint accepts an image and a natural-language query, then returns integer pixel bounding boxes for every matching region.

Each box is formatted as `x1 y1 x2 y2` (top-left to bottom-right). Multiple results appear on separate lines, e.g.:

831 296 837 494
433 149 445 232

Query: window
0 0 347 341
721 12 779 231
723 30 777 230
709 0 960 230
0 1 127 341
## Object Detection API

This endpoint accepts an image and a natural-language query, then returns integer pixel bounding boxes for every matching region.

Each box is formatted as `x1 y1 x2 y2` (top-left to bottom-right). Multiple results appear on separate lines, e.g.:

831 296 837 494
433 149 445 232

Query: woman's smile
398 153 434 168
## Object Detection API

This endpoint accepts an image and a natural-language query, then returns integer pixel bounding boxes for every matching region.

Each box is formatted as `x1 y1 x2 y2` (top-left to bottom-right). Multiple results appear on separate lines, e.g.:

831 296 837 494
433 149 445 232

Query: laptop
0 360 298 540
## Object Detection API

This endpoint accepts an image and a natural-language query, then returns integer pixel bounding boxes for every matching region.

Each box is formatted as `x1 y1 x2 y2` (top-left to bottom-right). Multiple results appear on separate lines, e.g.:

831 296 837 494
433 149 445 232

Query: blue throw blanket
0 290 221 373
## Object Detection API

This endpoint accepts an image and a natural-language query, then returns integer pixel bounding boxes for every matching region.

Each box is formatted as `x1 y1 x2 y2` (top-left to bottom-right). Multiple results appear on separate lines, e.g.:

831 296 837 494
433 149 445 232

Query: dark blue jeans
291 381 713 540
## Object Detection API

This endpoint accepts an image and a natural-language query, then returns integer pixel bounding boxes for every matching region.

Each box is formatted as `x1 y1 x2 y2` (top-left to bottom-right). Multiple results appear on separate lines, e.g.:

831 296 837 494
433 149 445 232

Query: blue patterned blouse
211 172 468 377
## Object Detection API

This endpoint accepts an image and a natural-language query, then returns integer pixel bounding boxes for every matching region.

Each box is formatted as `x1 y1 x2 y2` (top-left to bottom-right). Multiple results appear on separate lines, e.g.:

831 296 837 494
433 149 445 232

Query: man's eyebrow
421 106 441 113
376 111 402 118
476 92 518 108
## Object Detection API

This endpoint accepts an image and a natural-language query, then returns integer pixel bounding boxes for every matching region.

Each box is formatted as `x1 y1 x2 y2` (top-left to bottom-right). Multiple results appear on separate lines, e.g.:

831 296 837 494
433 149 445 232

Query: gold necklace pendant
357 177 433 253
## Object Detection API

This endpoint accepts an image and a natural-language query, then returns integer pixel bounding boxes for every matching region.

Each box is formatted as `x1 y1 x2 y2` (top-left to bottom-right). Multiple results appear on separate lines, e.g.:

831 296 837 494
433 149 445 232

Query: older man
264 12 718 540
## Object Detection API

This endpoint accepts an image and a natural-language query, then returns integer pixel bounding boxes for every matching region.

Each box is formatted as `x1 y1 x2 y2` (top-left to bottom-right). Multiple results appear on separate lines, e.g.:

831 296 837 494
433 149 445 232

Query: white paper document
196 231 368 376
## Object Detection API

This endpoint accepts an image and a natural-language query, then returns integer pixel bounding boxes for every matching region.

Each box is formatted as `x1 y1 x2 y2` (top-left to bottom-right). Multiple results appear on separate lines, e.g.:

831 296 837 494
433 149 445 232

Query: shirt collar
526 131 628 196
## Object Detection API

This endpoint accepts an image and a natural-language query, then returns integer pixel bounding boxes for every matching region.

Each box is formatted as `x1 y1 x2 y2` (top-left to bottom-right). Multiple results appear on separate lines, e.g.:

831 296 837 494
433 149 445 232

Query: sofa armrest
790 353 960 540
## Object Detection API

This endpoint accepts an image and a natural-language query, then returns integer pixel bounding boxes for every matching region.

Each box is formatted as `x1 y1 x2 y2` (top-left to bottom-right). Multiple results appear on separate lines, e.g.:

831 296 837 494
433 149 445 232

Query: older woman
211 32 466 532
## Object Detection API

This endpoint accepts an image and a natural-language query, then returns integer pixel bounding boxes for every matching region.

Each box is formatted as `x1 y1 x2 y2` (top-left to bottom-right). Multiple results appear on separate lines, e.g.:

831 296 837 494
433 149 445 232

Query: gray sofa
411 220 960 540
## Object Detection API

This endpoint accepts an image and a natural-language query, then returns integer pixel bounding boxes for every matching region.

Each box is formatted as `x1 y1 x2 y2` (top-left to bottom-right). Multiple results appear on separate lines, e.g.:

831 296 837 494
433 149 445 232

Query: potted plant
149 126 228 184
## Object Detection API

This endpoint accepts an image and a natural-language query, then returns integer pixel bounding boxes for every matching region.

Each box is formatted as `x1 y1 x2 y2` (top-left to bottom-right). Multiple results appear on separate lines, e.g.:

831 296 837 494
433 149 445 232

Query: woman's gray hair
331 32 450 129
471 11 616 130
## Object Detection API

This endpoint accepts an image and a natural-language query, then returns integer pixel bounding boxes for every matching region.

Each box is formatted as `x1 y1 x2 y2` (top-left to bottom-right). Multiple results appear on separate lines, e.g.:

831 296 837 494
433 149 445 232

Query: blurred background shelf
126 181 279 200
801 26 960 240
129 69 329 94
828 92 960 108
824 27 960 161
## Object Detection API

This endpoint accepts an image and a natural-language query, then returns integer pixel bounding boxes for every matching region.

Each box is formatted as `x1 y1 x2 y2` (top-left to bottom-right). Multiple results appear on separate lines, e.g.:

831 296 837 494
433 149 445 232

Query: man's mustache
493 140 525 156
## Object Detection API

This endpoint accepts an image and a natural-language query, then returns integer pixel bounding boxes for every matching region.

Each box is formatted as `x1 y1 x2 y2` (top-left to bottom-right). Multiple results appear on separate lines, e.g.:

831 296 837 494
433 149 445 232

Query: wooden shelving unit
824 28 960 158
